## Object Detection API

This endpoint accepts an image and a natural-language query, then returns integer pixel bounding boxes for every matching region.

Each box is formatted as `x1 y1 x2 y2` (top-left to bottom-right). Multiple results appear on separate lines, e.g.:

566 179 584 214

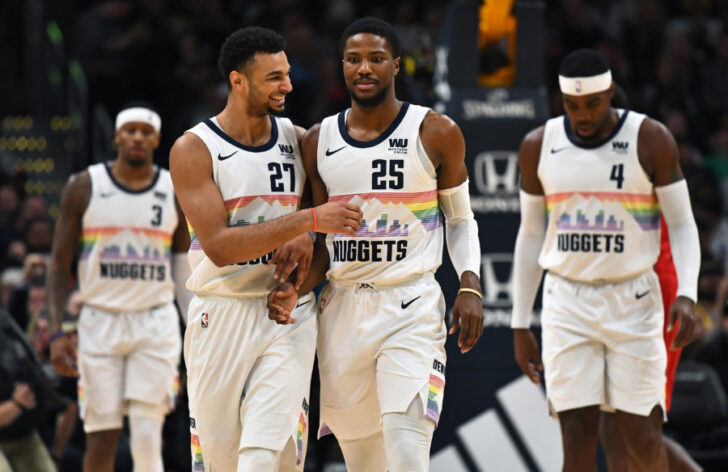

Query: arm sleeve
511 190 547 328
438 180 482 279
173 253 193 322
655 179 700 302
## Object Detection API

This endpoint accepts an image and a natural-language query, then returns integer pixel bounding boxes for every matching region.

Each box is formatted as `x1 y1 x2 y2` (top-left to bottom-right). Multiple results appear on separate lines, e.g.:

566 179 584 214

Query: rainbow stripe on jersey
189 194 301 250
546 191 660 231
329 190 441 237
80 227 173 260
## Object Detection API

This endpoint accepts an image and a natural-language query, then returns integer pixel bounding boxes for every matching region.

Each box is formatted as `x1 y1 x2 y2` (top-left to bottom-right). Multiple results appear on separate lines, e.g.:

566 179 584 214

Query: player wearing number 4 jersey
170 27 362 471
48 102 193 472
511 49 701 471
267 18 484 472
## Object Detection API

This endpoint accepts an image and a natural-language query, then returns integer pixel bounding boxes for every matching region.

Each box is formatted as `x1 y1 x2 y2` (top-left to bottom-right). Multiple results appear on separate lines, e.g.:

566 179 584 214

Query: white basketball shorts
541 270 667 416
184 291 317 471
77 302 181 433
317 275 447 440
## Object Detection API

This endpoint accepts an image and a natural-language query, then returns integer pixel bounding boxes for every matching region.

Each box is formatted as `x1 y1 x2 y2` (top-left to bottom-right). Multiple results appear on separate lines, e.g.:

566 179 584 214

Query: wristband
457 287 483 299
310 208 318 232
49 330 66 343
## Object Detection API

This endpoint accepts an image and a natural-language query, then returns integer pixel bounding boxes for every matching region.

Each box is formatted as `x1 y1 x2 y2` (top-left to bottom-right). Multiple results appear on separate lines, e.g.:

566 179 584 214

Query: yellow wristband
457 287 483 299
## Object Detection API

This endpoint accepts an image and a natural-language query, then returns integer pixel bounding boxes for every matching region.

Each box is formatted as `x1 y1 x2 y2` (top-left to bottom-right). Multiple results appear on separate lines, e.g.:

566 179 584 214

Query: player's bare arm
638 118 700 349
420 111 484 353
171 198 193 321
169 132 362 267
267 123 316 287
267 124 333 324
512 126 546 383
48 171 91 377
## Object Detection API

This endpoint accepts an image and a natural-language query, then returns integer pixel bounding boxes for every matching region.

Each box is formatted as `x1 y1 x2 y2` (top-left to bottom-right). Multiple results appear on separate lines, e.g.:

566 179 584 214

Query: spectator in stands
696 300 728 397
0 310 56 472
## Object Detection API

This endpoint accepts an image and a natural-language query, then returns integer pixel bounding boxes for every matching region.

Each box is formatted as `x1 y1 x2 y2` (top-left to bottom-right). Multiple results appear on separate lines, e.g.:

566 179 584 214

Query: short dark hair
340 17 401 59
558 49 610 78
217 27 287 88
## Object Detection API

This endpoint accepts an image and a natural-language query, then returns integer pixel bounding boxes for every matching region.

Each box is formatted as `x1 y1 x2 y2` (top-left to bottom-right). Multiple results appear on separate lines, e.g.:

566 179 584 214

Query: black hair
117 100 159 115
558 49 610 77
339 17 401 59
217 27 287 88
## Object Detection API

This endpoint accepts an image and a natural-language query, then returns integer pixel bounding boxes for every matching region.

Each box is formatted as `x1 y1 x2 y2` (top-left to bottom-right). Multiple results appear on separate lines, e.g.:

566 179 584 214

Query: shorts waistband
548 269 652 287
86 302 173 315
329 273 436 290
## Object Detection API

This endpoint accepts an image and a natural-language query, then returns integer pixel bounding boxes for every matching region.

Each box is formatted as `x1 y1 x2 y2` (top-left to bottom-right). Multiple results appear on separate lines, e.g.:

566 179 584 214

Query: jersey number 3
610 164 624 189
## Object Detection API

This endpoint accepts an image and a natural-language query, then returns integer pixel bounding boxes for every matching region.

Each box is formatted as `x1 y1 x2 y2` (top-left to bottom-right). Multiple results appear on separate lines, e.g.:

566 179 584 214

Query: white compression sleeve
655 180 700 302
173 252 193 322
438 180 481 279
511 190 547 329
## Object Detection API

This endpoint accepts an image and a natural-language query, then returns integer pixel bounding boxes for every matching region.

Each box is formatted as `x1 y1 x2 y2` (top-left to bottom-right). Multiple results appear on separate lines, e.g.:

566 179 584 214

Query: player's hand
269 232 313 289
267 281 299 325
449 290 484 353
12 382 37 410
312 202 363 236
668 295 699 350
514 328 543 384
50 334 79 377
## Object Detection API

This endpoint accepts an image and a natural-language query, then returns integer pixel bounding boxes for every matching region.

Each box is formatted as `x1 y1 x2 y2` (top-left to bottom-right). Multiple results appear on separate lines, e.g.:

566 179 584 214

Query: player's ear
393 56 401 77
229 69 249 93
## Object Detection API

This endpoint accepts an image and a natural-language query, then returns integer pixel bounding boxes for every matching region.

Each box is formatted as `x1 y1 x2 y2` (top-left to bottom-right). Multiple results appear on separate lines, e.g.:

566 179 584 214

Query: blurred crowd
2 0 728 470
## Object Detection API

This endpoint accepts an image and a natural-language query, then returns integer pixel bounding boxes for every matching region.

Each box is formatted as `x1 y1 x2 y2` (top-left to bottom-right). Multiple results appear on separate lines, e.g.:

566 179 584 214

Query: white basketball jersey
185 116 304 298
537 110 661 282
318 102 443 285
78 163 178 311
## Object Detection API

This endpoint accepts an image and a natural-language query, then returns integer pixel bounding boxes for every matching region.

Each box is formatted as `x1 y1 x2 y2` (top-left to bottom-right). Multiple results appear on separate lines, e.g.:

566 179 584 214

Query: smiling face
114 122 159 167
342 32 400 107
562 85 615 142
232 51 292 116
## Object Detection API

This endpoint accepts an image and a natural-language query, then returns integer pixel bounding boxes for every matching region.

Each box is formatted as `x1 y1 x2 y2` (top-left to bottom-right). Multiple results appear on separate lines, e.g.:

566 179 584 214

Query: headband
558 70 612 96
115 107 161 133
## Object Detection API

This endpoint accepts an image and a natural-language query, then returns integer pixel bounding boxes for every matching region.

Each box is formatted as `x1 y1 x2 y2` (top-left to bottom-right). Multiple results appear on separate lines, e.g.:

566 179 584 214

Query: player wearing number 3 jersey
48 102 192 472
511 49 701 470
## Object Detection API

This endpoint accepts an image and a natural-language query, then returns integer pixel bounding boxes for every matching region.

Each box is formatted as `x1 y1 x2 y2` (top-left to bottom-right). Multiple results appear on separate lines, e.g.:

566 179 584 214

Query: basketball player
48 102 193 472
169 27 362 471
267 17 484 472
511 49 700 471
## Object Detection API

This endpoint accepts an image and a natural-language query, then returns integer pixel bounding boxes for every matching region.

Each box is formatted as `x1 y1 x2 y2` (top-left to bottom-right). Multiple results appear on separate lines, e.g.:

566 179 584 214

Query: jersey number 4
372 159 404 190
610 164 624 189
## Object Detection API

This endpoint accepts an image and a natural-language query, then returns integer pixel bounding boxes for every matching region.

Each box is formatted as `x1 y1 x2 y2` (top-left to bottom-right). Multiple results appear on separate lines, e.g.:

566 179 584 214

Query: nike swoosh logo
295 300 311 309
100 192 115 198
635 290 650 300
401 296 421 309
550 146 569 154
217 151 238 161
325 146 346 156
